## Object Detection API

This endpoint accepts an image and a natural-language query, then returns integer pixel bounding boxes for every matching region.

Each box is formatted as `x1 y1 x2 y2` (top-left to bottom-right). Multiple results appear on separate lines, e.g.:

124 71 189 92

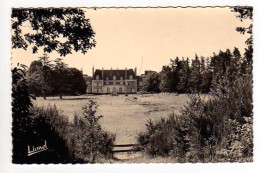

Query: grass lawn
34 94 190 145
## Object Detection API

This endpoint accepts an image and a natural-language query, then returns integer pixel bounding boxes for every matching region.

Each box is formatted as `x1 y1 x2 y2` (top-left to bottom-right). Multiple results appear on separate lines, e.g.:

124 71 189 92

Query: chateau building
91 67 138 94
83 67 155 94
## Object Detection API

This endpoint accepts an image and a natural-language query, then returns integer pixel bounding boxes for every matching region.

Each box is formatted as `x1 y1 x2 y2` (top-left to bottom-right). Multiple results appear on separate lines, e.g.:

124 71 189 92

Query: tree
177 58 191 93
231 6 253 74
26 60 44 96
170 57 182 92
38 53 53 99
200 57 212 93
12 8 96 56
54 58 68 99
231 7 253 46
142 72 161 93
189 55 202 92
66 68 87 95
159 65 174 92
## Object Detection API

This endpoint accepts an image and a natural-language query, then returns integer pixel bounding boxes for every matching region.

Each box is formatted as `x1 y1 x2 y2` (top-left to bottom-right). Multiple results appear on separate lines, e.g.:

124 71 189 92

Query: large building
83 68 155 94
91 67 138 94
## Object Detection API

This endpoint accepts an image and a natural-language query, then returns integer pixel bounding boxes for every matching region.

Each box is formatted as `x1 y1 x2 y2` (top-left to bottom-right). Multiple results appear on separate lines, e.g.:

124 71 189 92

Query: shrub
138 72 253 162
12 64 71 163
12 64 35 163
31 100 115 163
70 100 115 163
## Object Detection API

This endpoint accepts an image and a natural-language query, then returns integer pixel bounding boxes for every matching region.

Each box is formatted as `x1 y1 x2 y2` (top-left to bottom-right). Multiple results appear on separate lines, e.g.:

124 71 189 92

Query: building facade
91 67 138 94
84 68 155 94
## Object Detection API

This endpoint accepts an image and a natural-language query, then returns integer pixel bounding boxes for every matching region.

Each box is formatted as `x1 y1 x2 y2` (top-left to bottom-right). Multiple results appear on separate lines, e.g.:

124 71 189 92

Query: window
106 77 109 80
98 82 102 86
120 77 123 80
132 89 135 92
106 81 109 85
93 82 97 86
107 88 110 93
119 88 122 93
113 76 116 80
139 81 143 86
96 75 99 80
129 75 133 79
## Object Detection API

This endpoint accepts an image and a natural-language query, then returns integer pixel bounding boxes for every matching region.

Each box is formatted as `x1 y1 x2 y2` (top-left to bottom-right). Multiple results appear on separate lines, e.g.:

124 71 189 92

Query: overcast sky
11 7 251 76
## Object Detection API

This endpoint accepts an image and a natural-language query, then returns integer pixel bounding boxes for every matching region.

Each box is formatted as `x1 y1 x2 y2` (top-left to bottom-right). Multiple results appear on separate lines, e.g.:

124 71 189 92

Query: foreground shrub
12 64 71 163
138 73 253 162
31 100 115 163
12 64 35 163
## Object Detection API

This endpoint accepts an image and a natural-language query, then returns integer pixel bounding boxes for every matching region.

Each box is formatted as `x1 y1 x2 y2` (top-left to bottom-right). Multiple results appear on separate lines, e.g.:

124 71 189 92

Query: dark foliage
31 101 115 163
138 6 253 160
231 6 253 46
12 64 34 163
27 59 86 97
138 45 253 162
12 8 96 56
142 71 161 93
12 64 71 163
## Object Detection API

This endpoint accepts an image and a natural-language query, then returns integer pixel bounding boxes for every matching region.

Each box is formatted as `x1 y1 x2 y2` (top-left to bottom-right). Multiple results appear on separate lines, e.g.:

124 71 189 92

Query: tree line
142 46 252 94
26 53 86 99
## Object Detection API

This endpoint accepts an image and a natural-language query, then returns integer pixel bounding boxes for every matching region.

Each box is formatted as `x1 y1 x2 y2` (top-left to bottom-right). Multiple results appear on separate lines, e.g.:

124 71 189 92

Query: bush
12 64 35 163
138 72 253 162
31 100 115 163
12 64 71 163
70 100 115 163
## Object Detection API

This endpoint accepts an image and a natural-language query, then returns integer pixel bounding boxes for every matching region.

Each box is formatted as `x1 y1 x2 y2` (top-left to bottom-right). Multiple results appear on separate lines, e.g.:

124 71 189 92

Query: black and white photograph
1 1 260 172
9 6 254 164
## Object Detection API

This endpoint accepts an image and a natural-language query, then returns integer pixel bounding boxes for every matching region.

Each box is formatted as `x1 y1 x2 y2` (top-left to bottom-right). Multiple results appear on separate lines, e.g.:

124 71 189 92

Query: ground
34 93 190 161
34 93 190 144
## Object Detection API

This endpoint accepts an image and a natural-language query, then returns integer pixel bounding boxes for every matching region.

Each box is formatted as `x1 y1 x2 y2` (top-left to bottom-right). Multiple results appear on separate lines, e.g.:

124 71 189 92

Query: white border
1 0 259 173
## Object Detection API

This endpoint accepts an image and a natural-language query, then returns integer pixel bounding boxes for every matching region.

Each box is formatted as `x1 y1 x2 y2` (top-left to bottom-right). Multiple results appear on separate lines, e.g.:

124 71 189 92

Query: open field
34 94 190 145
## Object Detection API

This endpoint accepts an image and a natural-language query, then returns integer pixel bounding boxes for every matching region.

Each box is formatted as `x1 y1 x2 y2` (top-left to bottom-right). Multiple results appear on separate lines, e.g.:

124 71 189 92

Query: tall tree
232 6 253 74
170 57 182 92
189 55 202 93
142 72 161 93
26 60 43 96
177 58 191 93
38 53 53 99
159 65 174 92
54 58 68 99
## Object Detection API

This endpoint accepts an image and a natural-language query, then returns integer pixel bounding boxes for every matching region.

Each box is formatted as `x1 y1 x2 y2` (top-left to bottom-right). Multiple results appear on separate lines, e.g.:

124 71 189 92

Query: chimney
125 67 127 79
134 67 137 76
102 67 104 79
92 66 94 76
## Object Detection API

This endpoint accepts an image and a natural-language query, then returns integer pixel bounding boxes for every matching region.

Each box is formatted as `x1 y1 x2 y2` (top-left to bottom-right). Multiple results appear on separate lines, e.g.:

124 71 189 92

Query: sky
11 7 251 76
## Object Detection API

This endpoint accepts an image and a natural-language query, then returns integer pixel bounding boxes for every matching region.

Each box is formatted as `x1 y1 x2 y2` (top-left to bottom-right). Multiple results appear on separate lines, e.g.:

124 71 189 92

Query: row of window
93 81 138 86
93 82 102 87
96 75 134 80
92 88 136 93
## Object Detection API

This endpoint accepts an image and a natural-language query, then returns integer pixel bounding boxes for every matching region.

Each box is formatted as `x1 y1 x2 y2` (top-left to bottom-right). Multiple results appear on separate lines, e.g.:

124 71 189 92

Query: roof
93 69 136 80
